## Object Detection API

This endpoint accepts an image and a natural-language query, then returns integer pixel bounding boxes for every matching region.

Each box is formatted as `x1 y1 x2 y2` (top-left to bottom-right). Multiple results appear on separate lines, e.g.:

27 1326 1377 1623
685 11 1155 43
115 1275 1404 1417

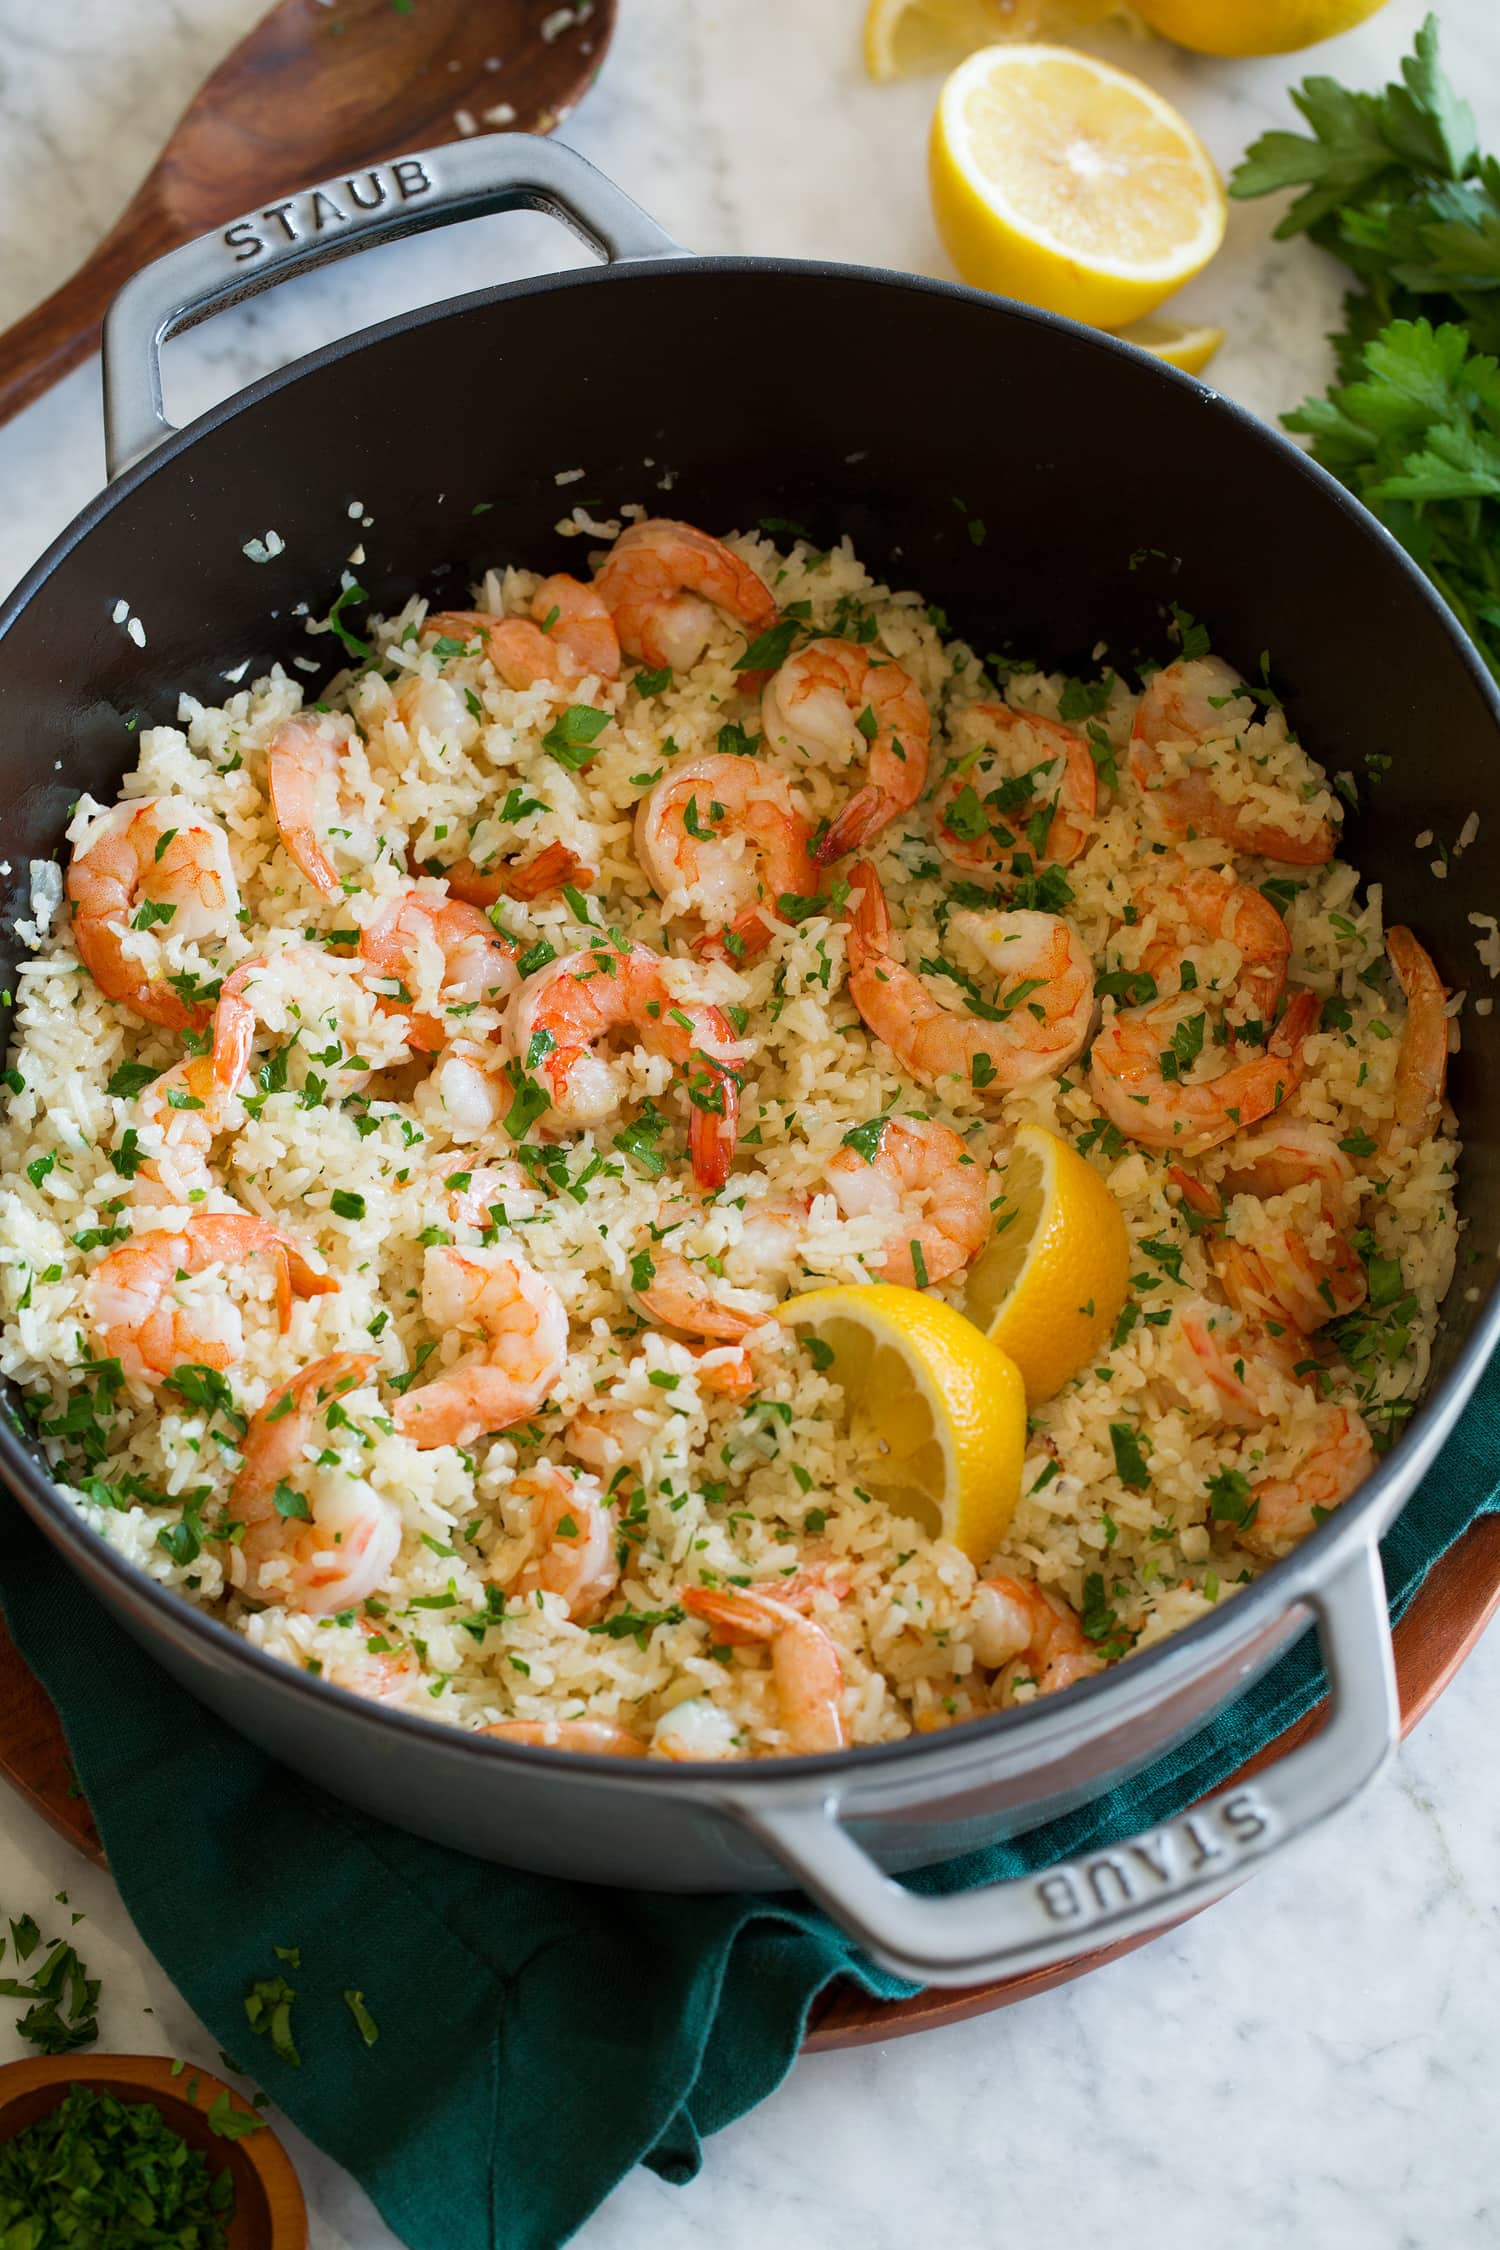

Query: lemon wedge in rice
778 1285 1026 1566
964 1123 1132 1405
929 43 1226 328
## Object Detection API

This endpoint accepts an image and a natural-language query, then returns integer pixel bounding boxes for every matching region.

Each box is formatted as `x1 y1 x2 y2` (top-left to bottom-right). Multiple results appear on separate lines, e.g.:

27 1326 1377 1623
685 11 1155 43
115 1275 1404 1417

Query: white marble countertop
1 1 1498 2243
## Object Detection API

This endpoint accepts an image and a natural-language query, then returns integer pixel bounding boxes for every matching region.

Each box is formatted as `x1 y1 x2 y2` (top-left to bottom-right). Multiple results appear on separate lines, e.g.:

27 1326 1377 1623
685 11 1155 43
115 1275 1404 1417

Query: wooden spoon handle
0 188 175 435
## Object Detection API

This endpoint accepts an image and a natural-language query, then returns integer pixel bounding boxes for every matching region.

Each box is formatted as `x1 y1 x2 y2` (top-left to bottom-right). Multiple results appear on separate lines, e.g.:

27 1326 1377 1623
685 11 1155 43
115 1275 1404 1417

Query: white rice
0 531 1460 1753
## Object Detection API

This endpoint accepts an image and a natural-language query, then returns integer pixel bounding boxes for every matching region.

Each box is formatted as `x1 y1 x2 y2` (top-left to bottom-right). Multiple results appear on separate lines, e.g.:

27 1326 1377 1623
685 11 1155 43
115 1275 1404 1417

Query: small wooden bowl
0 2054 307 2248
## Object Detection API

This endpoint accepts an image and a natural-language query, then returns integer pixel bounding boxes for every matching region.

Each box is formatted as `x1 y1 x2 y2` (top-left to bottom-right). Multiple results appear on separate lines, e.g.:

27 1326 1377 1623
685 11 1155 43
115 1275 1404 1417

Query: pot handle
732 1535 1398 1986
101 135 683 478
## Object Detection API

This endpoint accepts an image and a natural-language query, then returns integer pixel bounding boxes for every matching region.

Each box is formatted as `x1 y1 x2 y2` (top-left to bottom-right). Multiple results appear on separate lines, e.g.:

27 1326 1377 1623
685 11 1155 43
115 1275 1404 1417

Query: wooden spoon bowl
0 0 617 431
0 2053 307 2249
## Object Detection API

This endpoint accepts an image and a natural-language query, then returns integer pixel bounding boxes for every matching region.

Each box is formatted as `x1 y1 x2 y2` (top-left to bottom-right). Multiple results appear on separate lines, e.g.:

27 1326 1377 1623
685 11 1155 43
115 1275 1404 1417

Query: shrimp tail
815 787 889 866
688 1064 740 1191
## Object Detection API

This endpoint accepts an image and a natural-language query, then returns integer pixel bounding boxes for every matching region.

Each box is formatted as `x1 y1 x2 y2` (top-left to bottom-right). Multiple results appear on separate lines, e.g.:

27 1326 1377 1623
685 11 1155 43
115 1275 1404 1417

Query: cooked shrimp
126 966 261 1204
1152 1308 1371 1552
86 1214 336 1385
266 718 375 899
936 702 1096 873
323 1644 423 1705
233 1351 378 1511
681 1583 846 1753
593 518 777 673
1220 1115 1354 1204
129 1053 236 1207
483 1719 649 1756
359 890 519 1053
393 1247 567 1450
426 576 621 694
652 1698 740 1761
415 1040 514 1143
232 1352 401 1613
1129 658 1337 865
761 639 932 863
506 1461 618 1623
634 1252 776 1340
845 863 1093 1095
390 673 474 746
65 796 240 1031
1212 1117 1366 1333
508 941 744 1190
689 1342 757 1400
825 1116 990 1286
629 1194 803 1339
1384 926 1449 1154
412 838 594 913
1169 1307 1290 1430
1241 1406 1376 1557
970 1576 1101 1699
1089 988 1319 1158
568 1395 657 1476
447 1162 527 1232
634 752 817 957
1140 867 1292 1027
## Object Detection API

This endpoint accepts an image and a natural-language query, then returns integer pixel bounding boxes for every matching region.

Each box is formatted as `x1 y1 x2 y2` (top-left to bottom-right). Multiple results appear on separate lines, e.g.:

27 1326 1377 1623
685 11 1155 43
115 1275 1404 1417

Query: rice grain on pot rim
0 522 1461 1758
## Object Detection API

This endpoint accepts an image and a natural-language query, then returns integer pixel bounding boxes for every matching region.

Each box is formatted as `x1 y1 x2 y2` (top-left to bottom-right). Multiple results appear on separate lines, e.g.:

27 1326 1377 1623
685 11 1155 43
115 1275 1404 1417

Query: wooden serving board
3 1514 1498 2050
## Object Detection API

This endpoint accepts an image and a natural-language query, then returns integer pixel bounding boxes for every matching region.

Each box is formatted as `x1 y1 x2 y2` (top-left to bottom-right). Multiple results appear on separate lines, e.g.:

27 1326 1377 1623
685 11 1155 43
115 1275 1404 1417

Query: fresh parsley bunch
1229 15 1500 684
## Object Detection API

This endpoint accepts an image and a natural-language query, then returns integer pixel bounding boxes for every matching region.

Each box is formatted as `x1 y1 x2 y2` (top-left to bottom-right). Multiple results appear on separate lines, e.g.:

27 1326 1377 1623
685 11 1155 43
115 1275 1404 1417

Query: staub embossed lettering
1033 1788 1274 1925
222 160 435 264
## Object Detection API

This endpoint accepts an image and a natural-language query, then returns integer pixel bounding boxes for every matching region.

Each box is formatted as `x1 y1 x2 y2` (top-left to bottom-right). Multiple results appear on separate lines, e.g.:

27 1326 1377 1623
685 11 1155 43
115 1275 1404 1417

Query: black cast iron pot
1 137 1496 1985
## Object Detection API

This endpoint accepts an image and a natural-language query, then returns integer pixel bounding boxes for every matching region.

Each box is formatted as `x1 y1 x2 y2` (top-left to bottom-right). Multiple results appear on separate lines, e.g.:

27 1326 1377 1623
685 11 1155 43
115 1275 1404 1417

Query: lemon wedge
863 0 1141 80
1130 0 1388 55
964 1123 1131 1404
778 1285 1025 1564
929 44 1226 328
1112 316 1225 373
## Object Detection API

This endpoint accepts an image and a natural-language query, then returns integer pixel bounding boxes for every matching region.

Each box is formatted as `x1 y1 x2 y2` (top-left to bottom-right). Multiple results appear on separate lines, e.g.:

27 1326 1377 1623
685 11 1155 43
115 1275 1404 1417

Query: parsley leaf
542 704 611 770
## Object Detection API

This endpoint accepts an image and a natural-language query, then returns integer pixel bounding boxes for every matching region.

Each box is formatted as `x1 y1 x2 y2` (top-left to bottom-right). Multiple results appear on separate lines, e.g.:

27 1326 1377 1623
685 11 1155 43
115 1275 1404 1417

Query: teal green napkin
0 1348 1496 2250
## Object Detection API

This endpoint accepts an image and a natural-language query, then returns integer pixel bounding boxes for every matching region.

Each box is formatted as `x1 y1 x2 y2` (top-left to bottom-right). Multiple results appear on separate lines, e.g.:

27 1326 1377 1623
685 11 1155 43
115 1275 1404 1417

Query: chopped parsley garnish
0 2083 237 2244
326 577 371 660
1057 672 1115 722
542 704 611 770
840 1117 887 1161
1206 1464 1257 1528
105 1060 160 1100
735 619 802 672
0 1912 100 2056
502 1061 550 1142
1109 1422 1152 1490
244 1966 301 2067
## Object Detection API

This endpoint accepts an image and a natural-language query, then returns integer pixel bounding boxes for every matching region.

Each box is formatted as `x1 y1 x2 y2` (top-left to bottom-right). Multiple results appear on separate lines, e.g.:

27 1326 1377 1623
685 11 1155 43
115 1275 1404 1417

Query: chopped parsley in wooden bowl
0 2054 306 2249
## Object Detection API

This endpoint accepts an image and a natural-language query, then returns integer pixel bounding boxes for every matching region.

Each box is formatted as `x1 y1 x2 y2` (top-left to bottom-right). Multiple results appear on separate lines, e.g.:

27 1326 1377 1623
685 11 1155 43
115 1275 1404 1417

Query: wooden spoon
0 0 617 432
0 2053 307 2247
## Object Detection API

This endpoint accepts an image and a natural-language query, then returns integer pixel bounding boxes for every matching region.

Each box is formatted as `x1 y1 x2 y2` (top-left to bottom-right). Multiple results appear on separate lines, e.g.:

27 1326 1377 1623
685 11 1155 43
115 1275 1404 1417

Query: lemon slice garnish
779 1284 1025 1565
964 1123 1132 1404
1112 316 1225 374
1130 0 1389 56
929 43 1226 328
863 0 1142 80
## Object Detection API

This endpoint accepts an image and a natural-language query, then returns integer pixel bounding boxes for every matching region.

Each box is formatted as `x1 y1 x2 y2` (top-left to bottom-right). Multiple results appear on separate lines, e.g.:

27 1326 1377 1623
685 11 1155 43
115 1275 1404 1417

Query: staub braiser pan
1 138 1497 1985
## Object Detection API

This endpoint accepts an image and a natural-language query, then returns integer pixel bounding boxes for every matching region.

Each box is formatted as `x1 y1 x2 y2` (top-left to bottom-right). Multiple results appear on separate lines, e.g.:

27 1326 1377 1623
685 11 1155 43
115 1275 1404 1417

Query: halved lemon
1112 315 1225 373
964 1123 1131 1403
863 0 1141 80
929 44 1226 327
778 1285 1025 1564
1131 0 1388 55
